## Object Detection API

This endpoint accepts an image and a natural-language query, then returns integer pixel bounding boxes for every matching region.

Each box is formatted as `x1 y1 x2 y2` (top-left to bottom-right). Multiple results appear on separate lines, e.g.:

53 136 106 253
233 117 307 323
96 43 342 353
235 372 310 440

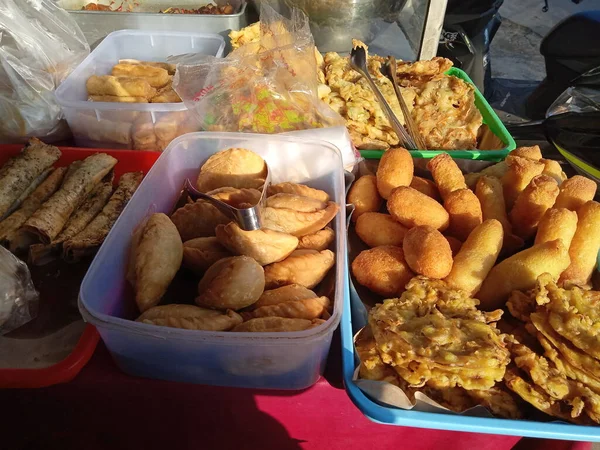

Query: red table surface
0 332 593 450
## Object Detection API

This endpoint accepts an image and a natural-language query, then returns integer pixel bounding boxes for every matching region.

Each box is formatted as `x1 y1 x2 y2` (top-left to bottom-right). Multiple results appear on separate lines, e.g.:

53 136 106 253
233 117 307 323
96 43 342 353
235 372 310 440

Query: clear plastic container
78 132 348 389
55 30 226 151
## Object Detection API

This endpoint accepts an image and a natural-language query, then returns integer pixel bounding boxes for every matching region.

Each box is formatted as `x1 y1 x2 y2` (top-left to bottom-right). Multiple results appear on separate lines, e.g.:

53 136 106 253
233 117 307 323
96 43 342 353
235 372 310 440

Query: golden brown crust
297 227 335 251
196 147 267 192
242 296 330 321
262 202 339 237
426 153 467 201
351 246 414 297
376 147 414 199
402 226 453 279
182 237 231 274
137 304 242 331
355 212 408 248
266 193 327 212
232 317 318 332
443 188 483 242
409 176 441 201
509 175 559 240
254 284 317 309
554 176 597 211
170 200 229 241
348 175 383 221
501 155 545 210
388 186 449 231
264 249 335 290
267 182 330 203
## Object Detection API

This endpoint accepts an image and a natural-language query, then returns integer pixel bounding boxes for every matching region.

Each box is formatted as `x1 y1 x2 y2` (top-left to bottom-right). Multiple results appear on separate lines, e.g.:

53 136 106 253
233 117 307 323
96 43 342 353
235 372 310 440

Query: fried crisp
388 186 450 231
443 188 483 242
509 175 559 241
196 147 267 192
264 249 335 289
137 304 242 331
501 155 545 210
352 246 414 297
507 290 536 323
297 227 335 251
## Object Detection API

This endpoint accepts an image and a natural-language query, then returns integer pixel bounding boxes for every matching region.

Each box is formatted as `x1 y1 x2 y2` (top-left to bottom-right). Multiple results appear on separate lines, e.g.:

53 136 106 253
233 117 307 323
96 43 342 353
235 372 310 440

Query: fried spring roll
464 161 508 189
501 155 545 210
443 188 483 241
119 59 177 75
62 172 143 262
89 95 148 103
553 175 597 211
0 138 61 218
86 75 156 99
111 64 170 87
534 208 578 249
509 175 559 240
427 153 467 201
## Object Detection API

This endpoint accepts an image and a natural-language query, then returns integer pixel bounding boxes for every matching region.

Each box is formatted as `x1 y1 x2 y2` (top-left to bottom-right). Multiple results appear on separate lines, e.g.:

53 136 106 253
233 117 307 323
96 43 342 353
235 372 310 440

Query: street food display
81 1 236 14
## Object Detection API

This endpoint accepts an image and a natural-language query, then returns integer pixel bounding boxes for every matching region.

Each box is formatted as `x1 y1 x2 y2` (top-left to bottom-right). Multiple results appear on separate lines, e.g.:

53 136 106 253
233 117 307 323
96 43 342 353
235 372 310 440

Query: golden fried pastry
196 256 265 310
266 193 327 212
182 237 232 274
466 387 523 419
262 202 339 237
464 161 508 189
506 291 537 323
119 59 176 75
348 175 383 221
541 159 567 185
267 182 330 202
445 235 462 256
196 148 267 192
355 326 406 387
443 188 483 242
128 213 183 313
254 284 317 308
351 246 414 297
242 296 330 321
233 317 321 332
501 155 545 210
86 75 157 99
215 222 298 266
355 212 408 248
137 304 242 331
207 187 261 208
170 200 229 241
511 145 543 161
89 95 148 103
111 63 170 88
477 240 570 310
402 226 453 279
409 176 441 201
509 175 559 240
444 219 503 296
388 186 449 231
297 227 335 251
554 175 597 211
534 208 578 249
560 201 600 287
264 249 335 290
376 147 414 199
427 153 467 201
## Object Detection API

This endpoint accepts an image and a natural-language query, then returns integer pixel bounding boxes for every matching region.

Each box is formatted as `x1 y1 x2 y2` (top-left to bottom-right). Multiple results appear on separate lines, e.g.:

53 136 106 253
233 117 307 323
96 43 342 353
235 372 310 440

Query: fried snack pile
129 147 339 333
161 4 235 14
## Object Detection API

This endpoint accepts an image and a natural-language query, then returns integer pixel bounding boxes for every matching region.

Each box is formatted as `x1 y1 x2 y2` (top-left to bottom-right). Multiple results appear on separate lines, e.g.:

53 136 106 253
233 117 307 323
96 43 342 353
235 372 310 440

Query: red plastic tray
0 145 160 388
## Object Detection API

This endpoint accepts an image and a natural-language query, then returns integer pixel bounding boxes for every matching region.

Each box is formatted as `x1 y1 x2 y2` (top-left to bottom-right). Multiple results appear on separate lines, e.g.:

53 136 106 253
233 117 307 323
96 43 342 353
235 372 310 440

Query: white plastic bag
0 0 89 143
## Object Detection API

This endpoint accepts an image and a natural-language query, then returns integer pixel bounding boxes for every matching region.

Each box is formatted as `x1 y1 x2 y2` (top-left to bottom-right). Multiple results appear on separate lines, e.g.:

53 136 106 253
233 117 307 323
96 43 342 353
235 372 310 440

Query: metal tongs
183 166 271 231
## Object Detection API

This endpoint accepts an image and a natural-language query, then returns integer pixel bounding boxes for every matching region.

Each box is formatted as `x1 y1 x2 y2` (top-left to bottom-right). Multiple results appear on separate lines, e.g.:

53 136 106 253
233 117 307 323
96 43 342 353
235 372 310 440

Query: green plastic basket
359 67 516 162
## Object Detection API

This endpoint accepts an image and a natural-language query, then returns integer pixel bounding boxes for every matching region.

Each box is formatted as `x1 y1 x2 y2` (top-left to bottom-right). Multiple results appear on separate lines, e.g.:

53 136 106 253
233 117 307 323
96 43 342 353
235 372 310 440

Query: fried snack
501 155 545 210
351 246 414 297
541 159 567 185
111 63 170 88
297 227 335 251
266 193 327 212
153 111 186 142
534 208 578 249
119 59 176 75
182 237 232 274
507 290 537 323
232 317 319 332
215 222 298 266
376 147 414 199
150 85 182 103
128 213 183 312
267 182 330 202
445 235 462 256
560 201 600 287
86 75 157 99
426 153 467 201
89 95 148 103
464 161 508 189
355 326 407 387
444 220 503 296
443 189 483 242
242 296 330 321
355 212 408 248
170 200 229 241
208 187 261 208
511 145 543 161
264 249 335 290
509 175 559 240
137 304 242 331
254 284 317 308
388 186 449 231
196 256 265 310
348 175 383 221
409 176 441 201
554 175 597 211
466 386 523 419
477 240 571 310
402 226 453 279
262 202 339 237
196 147 267 192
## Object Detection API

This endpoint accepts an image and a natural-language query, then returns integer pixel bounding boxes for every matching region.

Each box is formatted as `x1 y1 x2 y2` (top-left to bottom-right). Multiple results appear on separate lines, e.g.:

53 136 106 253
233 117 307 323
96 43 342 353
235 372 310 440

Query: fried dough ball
351 245 414 297
510 145 543 161
402 226 453 279
443 188 483 242
541 159 567 185
348 175 383 222
355 212 408 248
196 147 267 192
388 186 449 231
376 147 414 199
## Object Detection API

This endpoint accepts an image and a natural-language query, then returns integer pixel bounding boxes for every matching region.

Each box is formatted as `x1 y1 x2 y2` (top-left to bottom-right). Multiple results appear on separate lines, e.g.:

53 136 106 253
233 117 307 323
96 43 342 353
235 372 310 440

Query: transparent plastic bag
547 86 600 118
0 246 39 335
174 3 345 134
0 0 90 143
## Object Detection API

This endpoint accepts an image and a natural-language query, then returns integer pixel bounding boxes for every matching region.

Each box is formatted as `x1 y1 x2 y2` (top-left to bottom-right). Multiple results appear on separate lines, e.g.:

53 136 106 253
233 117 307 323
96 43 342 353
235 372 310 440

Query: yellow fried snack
445 235 462 256
196 148 267 192
182 237 232 274
262 202 340 237
402 225 453 279
509 174 559 240
444 219 503 296
534 208 578 249
477 240 571 311
266 193 327 212
119 59 177 75
297 227 335 251
267 182 330 202
511 145 543 161
232 317 320 332
351 245 414 297
111 63 170 88
560 201 600 287
170 200 229 241
137 304 242 331
86 75 157 98
388 186 449 231
215 222 298 266
264 249 335 290
150 85 182 103
242 296 330 320
348 175 383 221
464 161 508 189
376 147 414 199
443 188 483 242
466 386 523 419
541 159 567 185
554 175 597 211
410 176 441 201
501 155 545 210
426 153 467 201
355 212 408 248
254 284 317 308
207 187 262 208
128 213 183 313
196 256 265 310
89 95 148 103
355 326 407 388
